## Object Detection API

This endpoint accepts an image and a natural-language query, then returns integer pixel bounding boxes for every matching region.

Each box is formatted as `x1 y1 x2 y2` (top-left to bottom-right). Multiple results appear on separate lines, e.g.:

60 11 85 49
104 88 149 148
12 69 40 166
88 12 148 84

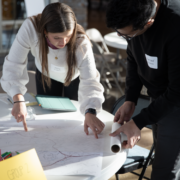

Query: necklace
54 50 60 60
46 37 59 59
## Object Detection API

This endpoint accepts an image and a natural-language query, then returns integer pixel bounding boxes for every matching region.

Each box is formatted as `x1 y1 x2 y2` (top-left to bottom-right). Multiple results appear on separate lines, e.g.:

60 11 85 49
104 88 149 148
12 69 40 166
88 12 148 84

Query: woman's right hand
114 101 135 125
11 94 28 131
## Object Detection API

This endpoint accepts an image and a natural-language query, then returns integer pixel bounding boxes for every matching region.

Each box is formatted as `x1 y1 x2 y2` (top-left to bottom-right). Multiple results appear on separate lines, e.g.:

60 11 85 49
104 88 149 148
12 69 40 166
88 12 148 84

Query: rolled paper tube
110 122 128 153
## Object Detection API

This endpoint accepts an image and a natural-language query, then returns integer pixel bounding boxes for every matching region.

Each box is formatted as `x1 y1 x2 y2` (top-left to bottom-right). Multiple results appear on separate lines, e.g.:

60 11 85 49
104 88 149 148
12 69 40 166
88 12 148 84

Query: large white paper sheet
0 118 104 176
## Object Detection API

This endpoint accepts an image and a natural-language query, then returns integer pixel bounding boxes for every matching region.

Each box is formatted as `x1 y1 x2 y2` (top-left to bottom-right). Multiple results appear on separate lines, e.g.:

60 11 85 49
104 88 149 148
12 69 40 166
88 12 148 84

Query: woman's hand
114 101 135 124
12 94 28 131
84 113 105 139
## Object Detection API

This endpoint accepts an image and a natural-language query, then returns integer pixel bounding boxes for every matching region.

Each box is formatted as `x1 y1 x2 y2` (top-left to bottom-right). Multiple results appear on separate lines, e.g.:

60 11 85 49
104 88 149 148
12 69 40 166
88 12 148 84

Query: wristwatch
85 108 97 116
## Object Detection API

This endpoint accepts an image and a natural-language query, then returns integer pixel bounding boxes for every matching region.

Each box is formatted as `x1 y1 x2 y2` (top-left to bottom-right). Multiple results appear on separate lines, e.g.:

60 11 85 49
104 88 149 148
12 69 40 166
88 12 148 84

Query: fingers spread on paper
84 114 105 139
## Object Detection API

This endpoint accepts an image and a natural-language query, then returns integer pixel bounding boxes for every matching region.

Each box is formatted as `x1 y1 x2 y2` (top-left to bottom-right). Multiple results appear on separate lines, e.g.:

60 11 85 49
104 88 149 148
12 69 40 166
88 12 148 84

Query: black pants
35 68 79 100
150 98 180 180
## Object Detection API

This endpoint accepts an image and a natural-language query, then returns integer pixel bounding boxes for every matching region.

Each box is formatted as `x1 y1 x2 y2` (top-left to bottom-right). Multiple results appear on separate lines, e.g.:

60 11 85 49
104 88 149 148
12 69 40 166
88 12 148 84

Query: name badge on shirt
145 54 158 69
51 64 66 73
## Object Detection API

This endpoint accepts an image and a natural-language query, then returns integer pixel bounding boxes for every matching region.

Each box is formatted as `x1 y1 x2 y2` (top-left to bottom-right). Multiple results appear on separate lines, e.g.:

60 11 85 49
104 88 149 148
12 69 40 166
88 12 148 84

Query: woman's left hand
84 113 105 139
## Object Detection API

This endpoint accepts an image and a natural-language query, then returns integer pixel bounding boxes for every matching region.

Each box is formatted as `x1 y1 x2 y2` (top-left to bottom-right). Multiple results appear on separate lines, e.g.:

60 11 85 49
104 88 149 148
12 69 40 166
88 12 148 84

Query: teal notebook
35 95 77 112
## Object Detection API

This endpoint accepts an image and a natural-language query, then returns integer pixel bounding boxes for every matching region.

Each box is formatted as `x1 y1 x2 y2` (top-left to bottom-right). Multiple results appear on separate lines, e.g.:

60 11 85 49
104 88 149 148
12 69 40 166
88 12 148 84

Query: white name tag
145 54 158 69
51 64 66 73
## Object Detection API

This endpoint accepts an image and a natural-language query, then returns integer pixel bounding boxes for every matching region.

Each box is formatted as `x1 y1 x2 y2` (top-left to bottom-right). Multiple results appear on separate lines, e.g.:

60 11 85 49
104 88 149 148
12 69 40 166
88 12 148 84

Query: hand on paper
84 113 105 139
12 94 28 131
109 119 141 149
114 101 135 124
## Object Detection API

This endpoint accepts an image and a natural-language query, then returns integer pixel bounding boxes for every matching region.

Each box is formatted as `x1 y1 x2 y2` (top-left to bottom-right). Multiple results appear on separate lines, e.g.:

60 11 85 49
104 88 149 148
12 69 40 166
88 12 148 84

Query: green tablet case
35 95 77 112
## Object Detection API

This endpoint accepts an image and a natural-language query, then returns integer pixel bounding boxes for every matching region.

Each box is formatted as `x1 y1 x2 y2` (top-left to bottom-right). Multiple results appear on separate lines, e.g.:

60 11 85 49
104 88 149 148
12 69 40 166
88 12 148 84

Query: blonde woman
1 3 105 139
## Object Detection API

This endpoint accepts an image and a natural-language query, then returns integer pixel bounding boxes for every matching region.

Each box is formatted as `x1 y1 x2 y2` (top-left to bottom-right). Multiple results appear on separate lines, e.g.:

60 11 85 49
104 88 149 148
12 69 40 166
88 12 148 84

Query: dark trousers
150 98 180 180
35 68 79 100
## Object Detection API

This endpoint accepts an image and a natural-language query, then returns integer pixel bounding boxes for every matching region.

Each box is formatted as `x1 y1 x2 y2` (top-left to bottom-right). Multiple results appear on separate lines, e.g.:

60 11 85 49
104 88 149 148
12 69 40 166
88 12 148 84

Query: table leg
115 174 120 180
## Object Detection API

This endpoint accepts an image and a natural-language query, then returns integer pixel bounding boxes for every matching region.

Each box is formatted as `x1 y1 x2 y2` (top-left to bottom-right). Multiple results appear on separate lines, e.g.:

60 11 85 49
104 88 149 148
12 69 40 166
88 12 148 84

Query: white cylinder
110 122 128 153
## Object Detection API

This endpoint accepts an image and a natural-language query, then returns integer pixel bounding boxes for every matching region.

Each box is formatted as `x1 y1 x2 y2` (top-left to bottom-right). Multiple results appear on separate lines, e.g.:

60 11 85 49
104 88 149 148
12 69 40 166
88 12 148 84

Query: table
0 94 128 180
104 32 128 85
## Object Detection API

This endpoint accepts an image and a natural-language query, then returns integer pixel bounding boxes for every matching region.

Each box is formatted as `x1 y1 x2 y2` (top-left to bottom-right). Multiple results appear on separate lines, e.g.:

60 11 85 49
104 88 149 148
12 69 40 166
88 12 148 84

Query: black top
125 0 180 130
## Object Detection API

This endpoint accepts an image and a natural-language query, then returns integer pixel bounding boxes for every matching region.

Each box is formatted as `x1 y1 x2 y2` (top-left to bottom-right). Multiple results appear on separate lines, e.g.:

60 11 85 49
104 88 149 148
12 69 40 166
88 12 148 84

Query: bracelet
85 108 97 116
14 101 25 104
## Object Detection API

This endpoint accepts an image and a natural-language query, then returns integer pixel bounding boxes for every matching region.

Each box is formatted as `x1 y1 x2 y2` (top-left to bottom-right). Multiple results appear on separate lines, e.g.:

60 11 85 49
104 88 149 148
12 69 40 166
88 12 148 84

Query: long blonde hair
30 2 88 91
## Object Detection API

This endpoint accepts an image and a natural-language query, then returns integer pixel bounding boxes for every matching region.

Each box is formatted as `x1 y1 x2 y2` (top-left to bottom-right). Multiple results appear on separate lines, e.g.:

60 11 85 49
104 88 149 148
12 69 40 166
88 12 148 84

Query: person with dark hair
1 3 105 139
106 0 180 179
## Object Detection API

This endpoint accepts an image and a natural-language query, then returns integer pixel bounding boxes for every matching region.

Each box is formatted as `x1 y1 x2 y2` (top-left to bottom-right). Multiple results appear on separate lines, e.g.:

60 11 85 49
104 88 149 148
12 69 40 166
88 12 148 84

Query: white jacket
1 19 104 114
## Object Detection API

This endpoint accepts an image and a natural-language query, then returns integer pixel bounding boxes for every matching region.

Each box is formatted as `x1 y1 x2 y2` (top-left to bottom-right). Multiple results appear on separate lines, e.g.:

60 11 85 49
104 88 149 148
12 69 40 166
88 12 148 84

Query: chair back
86 28 103 42
86 28 109 53
91 40 104 55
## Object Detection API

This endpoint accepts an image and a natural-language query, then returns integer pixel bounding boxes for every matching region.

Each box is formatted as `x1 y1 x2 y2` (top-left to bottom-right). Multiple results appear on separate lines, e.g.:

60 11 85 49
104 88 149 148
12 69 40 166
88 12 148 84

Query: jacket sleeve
125 45 143 105
76 37 105 115
133 33 180 130
1 19 33 98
